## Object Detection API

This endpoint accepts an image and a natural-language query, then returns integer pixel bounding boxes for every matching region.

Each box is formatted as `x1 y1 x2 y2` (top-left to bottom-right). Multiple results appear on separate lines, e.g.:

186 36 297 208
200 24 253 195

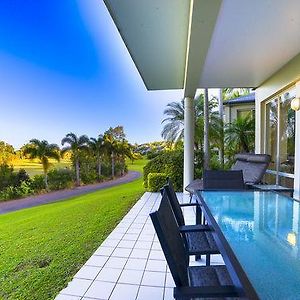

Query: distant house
223 92 255 123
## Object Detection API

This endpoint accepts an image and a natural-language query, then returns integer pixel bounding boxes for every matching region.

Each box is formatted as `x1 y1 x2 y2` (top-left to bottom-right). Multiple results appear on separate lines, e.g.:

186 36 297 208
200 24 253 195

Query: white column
294 81 300 200
183 97 195 192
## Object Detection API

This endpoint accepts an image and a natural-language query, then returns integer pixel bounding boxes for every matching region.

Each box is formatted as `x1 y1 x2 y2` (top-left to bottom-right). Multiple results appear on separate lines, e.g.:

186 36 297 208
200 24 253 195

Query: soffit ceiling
104 0 300 90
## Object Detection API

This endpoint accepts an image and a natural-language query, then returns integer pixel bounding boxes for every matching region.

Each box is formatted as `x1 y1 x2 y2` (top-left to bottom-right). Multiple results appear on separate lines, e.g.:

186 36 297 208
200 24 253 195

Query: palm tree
161 94 218 149
23 139 60 189
61 133 89 186
103 132 117 178
89 135 105 181
225 114 255 153
116 140 133 175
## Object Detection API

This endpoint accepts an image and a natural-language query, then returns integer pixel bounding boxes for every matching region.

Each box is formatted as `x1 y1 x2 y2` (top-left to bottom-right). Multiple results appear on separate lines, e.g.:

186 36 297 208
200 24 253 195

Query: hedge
143 150 183 191
147 173 168 192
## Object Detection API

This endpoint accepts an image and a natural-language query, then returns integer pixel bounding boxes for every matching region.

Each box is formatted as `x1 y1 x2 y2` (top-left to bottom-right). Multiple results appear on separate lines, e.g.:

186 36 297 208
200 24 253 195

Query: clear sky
0 0 189 149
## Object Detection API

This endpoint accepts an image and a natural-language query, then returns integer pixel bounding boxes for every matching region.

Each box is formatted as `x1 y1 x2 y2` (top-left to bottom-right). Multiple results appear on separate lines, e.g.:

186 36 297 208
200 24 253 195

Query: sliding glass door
264 88 296 187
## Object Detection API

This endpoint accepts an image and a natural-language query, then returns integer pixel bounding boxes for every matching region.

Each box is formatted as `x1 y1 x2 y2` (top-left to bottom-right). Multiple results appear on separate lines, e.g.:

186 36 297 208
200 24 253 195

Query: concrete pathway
0 171 141 215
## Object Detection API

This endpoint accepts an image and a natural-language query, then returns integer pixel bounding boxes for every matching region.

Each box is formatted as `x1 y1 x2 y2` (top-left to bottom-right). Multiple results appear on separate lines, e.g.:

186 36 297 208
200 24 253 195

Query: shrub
15 169 30 186
80 169 98 184
0 164 15 190
144 150 183 191
0 181 33 201
31 175 46 192
48 168 74 190
147 173 168 192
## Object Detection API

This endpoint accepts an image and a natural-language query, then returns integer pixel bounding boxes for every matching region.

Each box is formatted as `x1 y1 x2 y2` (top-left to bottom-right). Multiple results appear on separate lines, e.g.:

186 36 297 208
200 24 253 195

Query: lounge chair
150 192 239 299
186 153 271 197
161 184 219 265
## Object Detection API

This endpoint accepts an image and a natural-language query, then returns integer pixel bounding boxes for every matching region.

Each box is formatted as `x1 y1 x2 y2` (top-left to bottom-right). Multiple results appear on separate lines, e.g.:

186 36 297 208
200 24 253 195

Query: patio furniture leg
206 254 210 266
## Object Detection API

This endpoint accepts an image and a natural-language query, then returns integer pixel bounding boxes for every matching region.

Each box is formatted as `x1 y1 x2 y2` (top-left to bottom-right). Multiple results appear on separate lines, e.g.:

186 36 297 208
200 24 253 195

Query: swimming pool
198 191 300 300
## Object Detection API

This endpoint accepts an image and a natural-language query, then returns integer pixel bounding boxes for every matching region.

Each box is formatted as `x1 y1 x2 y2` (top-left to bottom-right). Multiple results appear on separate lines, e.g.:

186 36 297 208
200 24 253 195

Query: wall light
287 232 297 246
291 97 300 111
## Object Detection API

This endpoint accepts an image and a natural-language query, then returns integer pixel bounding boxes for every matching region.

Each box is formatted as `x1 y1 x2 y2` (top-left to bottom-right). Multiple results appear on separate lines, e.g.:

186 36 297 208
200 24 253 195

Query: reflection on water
201 191 300 299
204 191 298 253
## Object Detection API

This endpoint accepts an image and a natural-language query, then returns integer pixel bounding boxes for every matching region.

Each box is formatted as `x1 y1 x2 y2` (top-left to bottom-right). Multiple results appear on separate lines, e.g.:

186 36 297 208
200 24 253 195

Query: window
264 88 296 188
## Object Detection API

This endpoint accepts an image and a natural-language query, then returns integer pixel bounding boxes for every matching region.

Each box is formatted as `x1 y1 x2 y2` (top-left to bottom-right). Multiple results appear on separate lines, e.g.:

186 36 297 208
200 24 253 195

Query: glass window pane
279 91 296 175
265 99 278 171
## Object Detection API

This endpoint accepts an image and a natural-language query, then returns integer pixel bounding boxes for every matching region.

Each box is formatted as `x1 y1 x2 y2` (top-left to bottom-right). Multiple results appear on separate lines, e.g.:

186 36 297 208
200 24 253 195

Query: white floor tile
124 258 147 271
101 239 119 248
84 281 115 299
60 278 92 297
94 246 114 256
85 255 108 267
148 250 165 261
123 233 139 241
165 272 175 287
117 240 135 249
138 235 154 242
134 241 152 250
136 286 164 300
96 267 122 282
55 294 81 300
109 283 139 300
145 260 167 272
111 247 132 258
105 257 127 269
74 265 101 280
118 269 143 285
130 248 150 259
164 287 174 300
141 271 166 287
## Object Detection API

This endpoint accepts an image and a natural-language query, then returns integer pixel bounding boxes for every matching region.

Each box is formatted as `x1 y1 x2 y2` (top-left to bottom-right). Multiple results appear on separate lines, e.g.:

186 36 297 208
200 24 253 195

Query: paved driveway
0 171 141 215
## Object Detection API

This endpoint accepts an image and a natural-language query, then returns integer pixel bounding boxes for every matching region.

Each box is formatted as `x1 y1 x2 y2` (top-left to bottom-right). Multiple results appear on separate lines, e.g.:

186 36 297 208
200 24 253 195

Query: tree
23 139 60 189
222 88 251 100
89 135 105 181
225 114 255 154
0 141 16 164
103 126 131 177
61 133 89 186
161 93 218 150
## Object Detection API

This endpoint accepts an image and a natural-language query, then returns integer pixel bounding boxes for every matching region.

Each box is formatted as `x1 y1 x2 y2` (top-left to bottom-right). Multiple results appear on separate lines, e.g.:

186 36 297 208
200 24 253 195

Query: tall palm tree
161 94 218 149
23 139 60 189
161 100 185 144
103 132 117 178
89 135 105 180
225 114 255 153
61 133 89 186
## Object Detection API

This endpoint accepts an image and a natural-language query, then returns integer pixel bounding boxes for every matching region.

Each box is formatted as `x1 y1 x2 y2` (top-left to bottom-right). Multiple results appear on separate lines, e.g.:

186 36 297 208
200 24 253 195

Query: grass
0 159 147 300
12 158 71 177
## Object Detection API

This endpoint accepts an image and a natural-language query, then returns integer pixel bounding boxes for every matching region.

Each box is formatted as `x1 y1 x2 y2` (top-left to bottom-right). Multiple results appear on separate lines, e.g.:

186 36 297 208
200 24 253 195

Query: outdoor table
252 184 294 197
196 190 300 300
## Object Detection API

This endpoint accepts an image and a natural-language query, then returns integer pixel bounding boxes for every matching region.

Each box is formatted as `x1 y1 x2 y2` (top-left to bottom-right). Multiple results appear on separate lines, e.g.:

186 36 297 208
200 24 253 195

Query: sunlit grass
0 159 146 300
12 159 71 177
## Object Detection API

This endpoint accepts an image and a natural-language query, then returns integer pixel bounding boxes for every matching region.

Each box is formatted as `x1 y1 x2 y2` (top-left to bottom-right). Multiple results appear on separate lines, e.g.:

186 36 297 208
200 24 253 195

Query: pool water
200 191 300 300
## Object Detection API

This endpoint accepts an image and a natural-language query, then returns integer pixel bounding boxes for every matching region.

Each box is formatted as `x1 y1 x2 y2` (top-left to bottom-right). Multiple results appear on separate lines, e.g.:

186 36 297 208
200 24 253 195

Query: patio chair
185 153 271 197
160 186 219 265
203 170 244 190
150 193 239 299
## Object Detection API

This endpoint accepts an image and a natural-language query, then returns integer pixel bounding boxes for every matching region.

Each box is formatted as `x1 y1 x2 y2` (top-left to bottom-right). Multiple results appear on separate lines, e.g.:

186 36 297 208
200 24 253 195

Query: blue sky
0 0 186 148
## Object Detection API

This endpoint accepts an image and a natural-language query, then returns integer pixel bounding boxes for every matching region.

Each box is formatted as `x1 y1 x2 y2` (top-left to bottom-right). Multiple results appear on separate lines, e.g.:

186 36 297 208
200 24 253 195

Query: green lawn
13 158 71 177
0 159 147 300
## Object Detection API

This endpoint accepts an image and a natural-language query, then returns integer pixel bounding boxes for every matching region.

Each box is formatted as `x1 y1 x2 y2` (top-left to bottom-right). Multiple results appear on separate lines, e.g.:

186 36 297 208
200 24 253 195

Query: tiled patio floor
55 192 223 300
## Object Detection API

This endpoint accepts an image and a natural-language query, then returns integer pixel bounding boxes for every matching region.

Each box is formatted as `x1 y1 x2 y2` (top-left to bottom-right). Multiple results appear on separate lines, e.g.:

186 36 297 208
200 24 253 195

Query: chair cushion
188 265 233 287
185 231 219 254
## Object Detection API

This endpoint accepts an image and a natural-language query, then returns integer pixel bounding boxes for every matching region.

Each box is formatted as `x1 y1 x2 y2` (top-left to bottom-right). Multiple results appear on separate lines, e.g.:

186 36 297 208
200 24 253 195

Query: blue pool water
199 191 300 300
